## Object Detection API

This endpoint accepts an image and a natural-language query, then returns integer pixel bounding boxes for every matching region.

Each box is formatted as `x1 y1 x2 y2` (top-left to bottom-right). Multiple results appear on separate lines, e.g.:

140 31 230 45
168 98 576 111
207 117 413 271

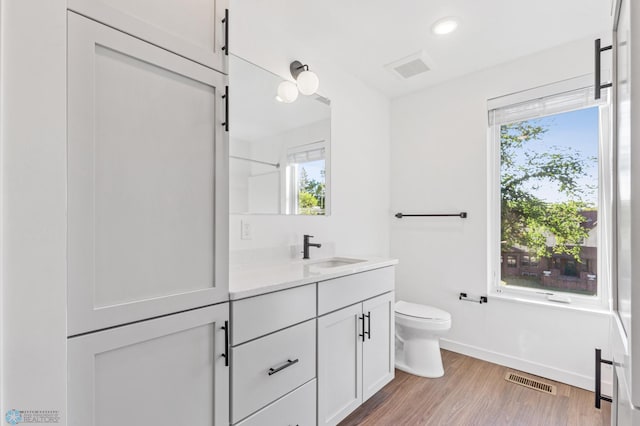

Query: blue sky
300 159 325 184
504 107 599 205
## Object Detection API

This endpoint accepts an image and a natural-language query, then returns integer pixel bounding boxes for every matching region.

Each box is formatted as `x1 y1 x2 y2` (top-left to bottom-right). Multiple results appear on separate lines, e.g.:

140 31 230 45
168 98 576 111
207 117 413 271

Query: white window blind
487 75 608 126
287 141 325 163
489 86 603 126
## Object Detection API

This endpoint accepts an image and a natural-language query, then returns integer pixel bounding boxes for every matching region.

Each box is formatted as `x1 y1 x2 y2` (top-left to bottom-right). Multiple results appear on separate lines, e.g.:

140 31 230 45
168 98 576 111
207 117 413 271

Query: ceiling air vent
384 51 433 80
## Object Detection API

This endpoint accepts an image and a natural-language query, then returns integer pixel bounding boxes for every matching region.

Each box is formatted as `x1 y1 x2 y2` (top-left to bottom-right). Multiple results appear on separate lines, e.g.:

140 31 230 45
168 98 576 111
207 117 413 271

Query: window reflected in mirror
286 142 326 215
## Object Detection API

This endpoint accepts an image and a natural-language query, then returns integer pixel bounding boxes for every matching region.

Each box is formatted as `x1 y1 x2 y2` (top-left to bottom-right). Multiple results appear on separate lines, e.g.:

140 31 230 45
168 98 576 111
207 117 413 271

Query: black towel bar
395 212 467 219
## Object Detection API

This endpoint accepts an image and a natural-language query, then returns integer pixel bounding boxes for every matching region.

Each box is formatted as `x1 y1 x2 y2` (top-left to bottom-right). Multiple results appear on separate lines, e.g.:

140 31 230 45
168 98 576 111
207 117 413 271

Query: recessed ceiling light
431 17 458 35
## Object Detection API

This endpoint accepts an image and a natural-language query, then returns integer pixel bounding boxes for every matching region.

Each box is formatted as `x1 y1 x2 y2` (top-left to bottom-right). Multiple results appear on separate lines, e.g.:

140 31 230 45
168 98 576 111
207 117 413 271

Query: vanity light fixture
275 60 320 103
289 61 320 96
290 60 319 95
276 80 299 103
431 17 458 35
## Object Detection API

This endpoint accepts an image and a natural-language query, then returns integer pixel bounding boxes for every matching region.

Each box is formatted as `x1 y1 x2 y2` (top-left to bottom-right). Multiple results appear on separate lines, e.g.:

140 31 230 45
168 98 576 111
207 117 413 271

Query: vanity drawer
235 379 316 426
232 283 316 345
318 267 394 315
231 319 316 423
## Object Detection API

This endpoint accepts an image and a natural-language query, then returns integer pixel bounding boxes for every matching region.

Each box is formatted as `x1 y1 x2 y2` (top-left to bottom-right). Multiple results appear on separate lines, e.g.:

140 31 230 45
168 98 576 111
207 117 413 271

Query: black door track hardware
594 38 612 100
595 348 612 409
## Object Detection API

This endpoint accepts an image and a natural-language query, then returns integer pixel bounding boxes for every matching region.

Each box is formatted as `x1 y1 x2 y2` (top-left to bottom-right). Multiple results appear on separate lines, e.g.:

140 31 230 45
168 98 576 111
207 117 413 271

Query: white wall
229 138 251 214
1 0 67 420
229 2 391 263
390 37 612 390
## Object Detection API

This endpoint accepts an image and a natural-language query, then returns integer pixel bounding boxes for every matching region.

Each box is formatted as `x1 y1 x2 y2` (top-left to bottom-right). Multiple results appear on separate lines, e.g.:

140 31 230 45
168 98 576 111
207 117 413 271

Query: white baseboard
440 338 613 396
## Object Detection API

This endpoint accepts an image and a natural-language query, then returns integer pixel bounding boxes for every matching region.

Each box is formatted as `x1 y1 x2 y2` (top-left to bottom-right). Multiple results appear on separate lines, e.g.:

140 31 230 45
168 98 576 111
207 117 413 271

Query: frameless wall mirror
229 55 331 215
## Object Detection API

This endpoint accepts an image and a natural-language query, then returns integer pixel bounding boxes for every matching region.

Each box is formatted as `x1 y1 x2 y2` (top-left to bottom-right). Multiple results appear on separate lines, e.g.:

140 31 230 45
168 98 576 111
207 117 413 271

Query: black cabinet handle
365 312 371 340
268 358 299 376
221 321 229 367
221 85 229 132
359 315 366 342
595 38 612 100
221 8 229 56
595 348 612 408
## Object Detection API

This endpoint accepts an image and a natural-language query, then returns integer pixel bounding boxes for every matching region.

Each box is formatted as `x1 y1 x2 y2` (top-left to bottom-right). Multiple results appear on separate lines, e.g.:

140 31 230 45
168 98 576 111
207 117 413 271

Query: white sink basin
307 257 366 271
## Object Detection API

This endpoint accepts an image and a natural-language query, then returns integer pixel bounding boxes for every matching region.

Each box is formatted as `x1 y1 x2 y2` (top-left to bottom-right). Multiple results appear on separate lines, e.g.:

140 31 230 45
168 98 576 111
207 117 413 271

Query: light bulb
296 70 319 95
276 80 299 103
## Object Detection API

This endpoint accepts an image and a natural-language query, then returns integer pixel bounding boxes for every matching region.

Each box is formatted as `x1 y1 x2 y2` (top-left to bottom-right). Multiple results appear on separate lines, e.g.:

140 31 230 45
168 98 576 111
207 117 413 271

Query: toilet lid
395 300 451 321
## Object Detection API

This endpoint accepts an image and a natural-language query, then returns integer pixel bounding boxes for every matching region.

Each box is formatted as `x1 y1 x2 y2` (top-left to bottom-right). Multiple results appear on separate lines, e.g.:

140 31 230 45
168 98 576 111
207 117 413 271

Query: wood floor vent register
505 372 557 395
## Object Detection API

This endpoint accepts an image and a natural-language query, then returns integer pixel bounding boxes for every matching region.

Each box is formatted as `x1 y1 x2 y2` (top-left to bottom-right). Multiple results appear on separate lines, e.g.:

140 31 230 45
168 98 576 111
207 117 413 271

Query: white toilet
395 300 452 378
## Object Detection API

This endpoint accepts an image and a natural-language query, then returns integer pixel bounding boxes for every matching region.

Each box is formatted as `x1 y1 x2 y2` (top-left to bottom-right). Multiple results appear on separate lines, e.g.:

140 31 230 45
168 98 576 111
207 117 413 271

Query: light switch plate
240 220 252 240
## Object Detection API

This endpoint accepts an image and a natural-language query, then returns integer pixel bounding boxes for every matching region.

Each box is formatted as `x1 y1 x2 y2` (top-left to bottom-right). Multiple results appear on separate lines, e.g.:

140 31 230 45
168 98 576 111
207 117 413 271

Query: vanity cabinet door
317 303 363 426
362 292 395 401
68 303 230 426
68 0 228 73
67 12 229 335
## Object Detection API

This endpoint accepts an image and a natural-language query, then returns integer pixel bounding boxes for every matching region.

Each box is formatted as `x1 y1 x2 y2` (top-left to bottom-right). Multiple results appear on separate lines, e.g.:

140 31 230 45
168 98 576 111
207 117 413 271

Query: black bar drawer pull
365 312 371 340
221 321 229 367
595 38 612 100
358 315 366 342
221 8 229 56
221 85 229 132
268 358 299 376
595 348 612 408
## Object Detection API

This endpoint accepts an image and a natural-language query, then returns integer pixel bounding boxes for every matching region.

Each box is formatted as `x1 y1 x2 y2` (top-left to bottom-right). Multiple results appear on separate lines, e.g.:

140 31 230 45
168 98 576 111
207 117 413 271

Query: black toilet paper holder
459 292 488 304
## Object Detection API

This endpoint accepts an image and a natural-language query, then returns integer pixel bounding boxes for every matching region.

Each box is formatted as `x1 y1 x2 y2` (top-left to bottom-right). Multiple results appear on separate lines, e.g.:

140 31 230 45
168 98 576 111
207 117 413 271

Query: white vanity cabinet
230 284 317 425
67 0 229 73
68 303 230 426
317 303 363 424
229 262 397 426
317 268 395 426
66 9 231 425
67 12 229 335
362 292 395 400
44 0 232 422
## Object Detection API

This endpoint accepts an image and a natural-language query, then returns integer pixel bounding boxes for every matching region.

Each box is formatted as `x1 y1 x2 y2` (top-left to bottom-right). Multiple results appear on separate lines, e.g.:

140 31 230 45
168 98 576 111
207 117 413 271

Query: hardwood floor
339 350 611 426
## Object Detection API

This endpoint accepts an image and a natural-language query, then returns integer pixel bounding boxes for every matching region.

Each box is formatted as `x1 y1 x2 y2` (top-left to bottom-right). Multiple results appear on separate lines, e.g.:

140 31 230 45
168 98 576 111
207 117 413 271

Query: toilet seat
395 300 451 322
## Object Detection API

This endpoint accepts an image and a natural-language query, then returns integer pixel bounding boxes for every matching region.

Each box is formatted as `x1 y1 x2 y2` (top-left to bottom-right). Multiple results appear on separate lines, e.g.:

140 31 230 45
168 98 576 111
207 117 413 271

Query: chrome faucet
302 234 322 259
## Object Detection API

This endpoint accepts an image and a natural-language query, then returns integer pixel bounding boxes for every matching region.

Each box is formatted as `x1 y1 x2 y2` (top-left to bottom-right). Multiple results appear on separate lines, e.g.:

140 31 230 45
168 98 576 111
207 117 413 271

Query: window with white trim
488 76 611 308
285 141 326 215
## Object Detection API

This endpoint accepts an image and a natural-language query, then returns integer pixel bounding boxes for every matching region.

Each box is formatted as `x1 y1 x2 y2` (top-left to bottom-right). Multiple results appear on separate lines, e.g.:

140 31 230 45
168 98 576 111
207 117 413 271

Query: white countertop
229 256 398 300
